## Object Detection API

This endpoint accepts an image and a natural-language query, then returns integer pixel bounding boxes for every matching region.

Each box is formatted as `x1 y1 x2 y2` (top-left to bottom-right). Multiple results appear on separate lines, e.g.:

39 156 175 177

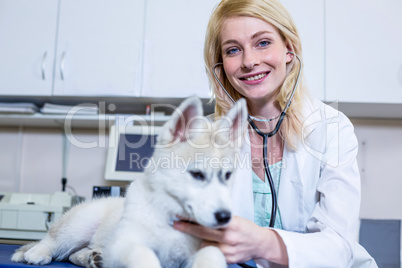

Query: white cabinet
325 0 402 103
0 0 145 97
0 0 58 96
3 0 402 106
0 0 324 100
141 0 220 99
53 0 145 96
281 0 325 100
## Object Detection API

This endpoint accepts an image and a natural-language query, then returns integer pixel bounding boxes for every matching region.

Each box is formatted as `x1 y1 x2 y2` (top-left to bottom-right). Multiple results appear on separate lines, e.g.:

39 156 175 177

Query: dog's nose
214 210 231 225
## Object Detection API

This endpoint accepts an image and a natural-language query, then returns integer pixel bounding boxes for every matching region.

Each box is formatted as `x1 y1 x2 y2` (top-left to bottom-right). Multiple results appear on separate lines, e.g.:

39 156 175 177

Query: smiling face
220 16 293 108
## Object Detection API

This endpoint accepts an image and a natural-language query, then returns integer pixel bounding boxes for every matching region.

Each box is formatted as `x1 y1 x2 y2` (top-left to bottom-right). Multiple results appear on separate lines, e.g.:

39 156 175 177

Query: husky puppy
11 96 247 268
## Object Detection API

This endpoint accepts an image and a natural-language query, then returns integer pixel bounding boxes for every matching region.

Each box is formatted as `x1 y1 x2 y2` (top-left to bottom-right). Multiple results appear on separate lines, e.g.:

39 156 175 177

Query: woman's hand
173 216 288 265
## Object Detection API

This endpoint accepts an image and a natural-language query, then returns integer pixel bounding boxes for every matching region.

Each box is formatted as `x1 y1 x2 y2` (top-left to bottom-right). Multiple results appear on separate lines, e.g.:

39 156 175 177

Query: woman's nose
241 49 260 70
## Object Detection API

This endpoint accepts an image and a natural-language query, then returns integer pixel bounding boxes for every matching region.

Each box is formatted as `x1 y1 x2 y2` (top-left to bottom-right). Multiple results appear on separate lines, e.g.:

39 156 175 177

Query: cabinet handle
41 52 47 80
399 65 402 86
60 52 66 80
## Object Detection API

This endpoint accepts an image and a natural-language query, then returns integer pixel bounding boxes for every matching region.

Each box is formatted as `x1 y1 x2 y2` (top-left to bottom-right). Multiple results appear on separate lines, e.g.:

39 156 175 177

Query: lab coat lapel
278 97 322 232
278 143 305 232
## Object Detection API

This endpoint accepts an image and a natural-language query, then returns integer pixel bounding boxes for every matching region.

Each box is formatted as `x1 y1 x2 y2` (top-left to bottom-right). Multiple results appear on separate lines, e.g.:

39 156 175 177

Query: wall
1 119 402 220
0 127 127 201
352 119 402 220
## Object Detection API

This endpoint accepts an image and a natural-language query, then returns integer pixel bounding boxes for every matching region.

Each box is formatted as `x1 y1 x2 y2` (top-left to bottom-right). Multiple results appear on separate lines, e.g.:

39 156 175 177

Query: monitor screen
105 125 161 181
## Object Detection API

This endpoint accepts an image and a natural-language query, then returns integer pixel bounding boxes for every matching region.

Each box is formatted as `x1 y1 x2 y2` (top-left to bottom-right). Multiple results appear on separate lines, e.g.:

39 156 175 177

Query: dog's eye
189 171 206 181
225 172 232 180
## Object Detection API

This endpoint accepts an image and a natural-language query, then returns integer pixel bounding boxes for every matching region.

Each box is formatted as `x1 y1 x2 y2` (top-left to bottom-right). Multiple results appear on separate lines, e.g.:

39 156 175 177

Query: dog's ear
157 96 203 146
215 98 248 147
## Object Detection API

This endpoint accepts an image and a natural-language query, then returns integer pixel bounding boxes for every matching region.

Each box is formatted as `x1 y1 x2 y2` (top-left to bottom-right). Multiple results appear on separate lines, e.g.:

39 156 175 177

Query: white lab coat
230 97 377 268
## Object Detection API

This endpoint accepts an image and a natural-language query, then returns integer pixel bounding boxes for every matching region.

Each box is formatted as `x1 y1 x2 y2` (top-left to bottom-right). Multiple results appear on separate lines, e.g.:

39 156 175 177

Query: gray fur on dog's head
146 96 248 228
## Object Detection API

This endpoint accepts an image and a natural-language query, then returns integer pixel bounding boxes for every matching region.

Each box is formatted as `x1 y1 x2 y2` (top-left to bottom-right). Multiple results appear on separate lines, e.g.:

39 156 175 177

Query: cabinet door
0 0 58 96
141 0 220 99
326 0 402 103
281 0 325 101
53 0 145 96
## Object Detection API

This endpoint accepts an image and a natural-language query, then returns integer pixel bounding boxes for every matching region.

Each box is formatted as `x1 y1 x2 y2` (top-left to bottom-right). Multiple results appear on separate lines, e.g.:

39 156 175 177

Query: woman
174 0 377 267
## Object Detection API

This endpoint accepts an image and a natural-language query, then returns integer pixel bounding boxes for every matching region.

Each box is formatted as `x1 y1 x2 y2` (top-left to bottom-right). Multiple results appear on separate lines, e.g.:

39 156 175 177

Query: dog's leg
104 244 161 268
69 247 102 268
190 246 227 268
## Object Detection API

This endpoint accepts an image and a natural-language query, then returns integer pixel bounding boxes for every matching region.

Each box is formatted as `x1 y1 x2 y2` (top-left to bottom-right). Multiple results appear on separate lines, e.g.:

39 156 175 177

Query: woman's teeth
244 73 267 81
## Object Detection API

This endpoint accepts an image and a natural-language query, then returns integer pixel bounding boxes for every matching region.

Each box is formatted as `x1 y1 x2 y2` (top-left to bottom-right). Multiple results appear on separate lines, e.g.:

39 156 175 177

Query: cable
62 177 67 192
237 263 256 268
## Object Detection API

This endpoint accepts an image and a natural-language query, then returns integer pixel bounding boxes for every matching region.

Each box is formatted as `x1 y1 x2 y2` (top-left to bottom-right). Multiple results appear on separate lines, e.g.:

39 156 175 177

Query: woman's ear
286 44 294 63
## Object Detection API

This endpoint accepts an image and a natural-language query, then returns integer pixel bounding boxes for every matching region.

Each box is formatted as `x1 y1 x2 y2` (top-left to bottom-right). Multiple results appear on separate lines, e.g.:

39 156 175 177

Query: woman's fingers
173 220 225 242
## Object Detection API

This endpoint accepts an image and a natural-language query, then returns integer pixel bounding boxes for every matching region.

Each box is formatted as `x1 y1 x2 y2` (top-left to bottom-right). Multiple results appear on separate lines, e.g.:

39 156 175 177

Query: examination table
0 244 79 267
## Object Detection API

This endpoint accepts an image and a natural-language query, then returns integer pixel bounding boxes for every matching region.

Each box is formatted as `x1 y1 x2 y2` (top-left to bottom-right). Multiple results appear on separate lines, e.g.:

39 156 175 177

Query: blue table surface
1 244 257 268
0 244 80 268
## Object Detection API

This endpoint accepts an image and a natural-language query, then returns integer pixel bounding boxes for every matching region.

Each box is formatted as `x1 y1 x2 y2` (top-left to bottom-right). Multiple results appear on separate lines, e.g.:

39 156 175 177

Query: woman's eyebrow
251 30 273 39
221 39 240 47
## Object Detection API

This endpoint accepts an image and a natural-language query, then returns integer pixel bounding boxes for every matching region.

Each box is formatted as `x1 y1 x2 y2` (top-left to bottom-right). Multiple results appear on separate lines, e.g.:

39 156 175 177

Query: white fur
11 96 248 268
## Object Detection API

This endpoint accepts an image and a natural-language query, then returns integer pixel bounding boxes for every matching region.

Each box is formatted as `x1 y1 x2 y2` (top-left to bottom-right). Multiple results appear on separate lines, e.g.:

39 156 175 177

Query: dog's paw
23 244 52 265
191 246 227 268
10 250 25 263
11 242 39 263
89 251 103 268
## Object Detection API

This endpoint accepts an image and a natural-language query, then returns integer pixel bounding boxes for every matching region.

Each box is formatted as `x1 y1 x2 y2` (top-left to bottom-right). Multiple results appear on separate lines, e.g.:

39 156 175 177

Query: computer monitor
104 124 161 181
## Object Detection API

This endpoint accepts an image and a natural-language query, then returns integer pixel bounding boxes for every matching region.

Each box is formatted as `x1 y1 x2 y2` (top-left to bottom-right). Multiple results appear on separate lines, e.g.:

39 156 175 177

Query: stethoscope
212 51 302 229
213 52 301 268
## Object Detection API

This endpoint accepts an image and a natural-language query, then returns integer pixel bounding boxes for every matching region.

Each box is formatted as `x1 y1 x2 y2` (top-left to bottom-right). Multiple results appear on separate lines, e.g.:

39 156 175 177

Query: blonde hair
204 0 309 149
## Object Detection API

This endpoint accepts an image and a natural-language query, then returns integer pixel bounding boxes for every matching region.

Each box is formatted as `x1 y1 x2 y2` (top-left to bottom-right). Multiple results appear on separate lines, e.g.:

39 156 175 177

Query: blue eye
226 48 239 55
258 40 271 47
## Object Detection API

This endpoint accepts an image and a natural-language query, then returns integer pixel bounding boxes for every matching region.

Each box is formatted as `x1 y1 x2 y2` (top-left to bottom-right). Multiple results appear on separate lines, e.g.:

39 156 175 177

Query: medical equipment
0 192 80 240
212 51 302 228
105 124 161 181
